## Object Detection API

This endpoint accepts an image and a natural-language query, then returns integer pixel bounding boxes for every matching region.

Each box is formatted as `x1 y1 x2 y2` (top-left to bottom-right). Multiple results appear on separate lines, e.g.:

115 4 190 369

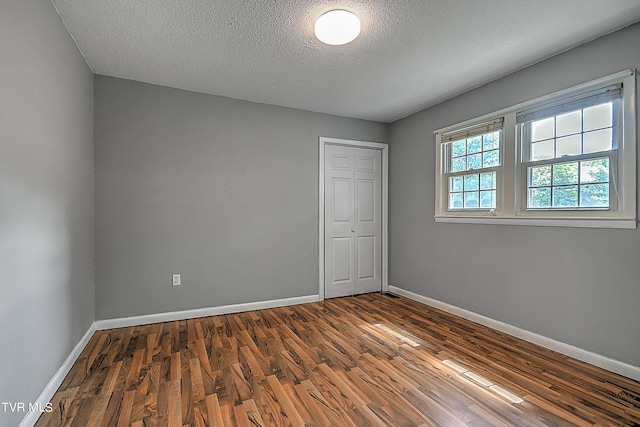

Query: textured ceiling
52 0 640 122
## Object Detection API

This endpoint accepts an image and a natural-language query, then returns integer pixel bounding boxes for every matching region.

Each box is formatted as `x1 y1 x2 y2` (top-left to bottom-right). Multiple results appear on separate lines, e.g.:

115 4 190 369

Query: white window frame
440 119 504 213
434 69 636 229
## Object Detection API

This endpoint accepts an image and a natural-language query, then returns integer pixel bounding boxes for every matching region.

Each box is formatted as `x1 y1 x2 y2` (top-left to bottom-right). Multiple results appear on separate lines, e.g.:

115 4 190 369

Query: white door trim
318 136 389 301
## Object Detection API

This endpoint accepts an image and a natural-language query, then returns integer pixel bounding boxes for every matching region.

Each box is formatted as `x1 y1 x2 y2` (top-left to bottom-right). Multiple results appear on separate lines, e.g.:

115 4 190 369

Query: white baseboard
20 294 320 426
24 287 636 427
388 285 640 382
95 294 320 330
19 322 97 427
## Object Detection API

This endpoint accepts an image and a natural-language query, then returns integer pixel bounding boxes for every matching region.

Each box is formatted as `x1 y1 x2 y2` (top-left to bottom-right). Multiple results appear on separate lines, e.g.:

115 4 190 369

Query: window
518 86 621 211
441 120 502 210
435 70 636 229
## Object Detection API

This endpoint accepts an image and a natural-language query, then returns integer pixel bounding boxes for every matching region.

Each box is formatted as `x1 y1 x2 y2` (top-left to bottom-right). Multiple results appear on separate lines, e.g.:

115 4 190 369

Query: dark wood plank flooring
36 294 640 426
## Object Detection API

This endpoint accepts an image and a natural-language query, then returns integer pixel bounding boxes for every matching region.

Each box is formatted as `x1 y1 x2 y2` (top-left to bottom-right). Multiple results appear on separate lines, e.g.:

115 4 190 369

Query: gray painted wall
389 23 640 367
1 6 635 423
94 76 387 320
0 1 94 425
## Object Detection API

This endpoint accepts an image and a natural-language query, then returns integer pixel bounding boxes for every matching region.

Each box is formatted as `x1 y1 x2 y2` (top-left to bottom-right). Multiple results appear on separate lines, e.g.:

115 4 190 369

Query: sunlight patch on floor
442 359 524 404
373 323 420 347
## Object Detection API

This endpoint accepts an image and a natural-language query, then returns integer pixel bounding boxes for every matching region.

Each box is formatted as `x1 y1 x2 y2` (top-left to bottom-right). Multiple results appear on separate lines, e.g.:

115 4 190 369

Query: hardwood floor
36 294 640 426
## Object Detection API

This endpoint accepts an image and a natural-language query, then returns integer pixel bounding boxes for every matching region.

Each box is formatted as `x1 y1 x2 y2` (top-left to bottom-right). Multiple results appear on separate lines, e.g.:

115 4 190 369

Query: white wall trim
20 286 639 427
95 294 320 330
19 322 97 427
21 294 319 426
389 285 640 382
434 216 637 229
318 136 389 301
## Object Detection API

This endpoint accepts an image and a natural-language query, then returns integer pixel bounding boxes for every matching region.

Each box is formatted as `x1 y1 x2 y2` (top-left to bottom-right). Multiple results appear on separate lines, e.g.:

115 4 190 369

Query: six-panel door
324 144 382 298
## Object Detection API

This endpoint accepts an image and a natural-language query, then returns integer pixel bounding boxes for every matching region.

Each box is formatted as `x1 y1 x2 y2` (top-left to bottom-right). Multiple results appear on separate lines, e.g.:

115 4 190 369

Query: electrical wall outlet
172 274 181 286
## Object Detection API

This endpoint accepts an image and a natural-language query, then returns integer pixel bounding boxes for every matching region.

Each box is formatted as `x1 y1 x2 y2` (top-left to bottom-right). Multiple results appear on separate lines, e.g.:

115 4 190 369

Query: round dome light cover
314 10 361 46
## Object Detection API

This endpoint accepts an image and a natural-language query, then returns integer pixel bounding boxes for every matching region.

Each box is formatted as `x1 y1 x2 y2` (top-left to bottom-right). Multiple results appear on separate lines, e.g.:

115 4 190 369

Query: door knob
351 228 355 232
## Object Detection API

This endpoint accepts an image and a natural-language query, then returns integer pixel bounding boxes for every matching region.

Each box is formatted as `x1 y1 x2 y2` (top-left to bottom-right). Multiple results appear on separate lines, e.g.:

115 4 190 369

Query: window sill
434 215 637 229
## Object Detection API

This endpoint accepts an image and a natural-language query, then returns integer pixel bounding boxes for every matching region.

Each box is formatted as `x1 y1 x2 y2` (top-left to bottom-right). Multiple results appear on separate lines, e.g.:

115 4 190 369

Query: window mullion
446 167 498 178
577 160 582 207
502 113 517 215
522 150 615 168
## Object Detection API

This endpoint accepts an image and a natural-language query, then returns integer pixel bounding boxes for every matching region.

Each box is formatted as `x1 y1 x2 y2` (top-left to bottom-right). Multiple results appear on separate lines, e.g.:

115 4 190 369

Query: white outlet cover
172 274 181 286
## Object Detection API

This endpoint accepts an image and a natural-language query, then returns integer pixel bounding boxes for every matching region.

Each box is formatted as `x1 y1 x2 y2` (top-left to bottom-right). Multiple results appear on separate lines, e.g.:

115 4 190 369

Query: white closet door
324 144 381 298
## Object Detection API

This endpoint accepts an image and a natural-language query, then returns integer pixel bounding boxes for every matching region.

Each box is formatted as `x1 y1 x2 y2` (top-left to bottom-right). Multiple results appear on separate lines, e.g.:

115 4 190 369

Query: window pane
583 102 612 131
580 184 609 207
468 136 482 154
552 162 578 185
480 172 496 190
464 192 479 208
451 176 464 192
483 132 499 151
556 134 581 157
480 190 496 208
531 139 554 160
449 171 497 210
527 157 610 210
450 192 463 209
482 150 499 167
464 174 479 191
556 110 582 137
468 153 482 170
583 128 612 153
452 157 466 172
532 117 554 141
530 187 551 208
580 158 609 184
530 165 551 187
452 140 466 157
553 186 578 207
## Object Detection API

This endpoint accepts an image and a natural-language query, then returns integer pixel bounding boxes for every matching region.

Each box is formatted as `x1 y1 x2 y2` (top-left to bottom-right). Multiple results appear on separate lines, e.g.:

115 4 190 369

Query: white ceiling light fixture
314 10 361 46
